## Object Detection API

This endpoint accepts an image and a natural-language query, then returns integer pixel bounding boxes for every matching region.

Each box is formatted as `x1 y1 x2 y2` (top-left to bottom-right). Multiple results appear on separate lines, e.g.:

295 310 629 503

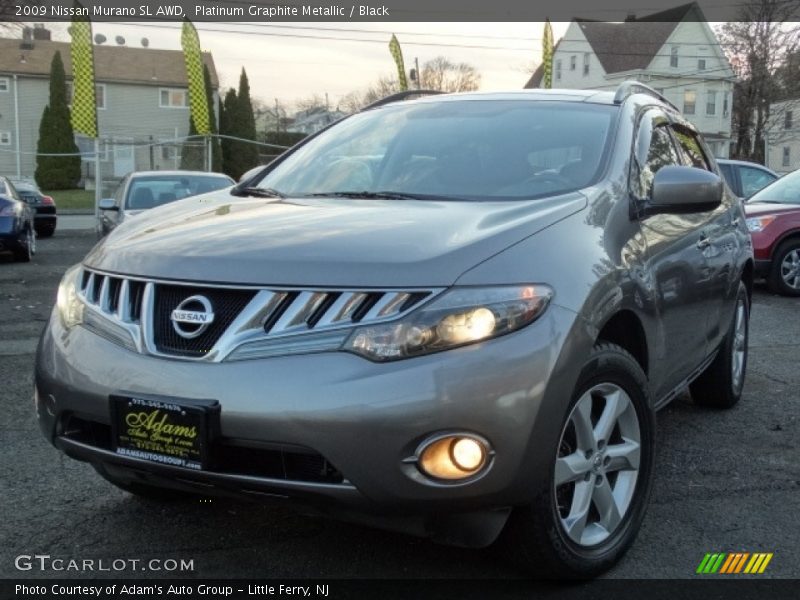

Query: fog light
418 434 489 480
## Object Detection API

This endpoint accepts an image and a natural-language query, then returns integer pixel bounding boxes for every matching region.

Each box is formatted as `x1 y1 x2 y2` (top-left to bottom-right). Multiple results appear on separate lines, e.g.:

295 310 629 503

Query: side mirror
98 198 118 211
649 165 723 214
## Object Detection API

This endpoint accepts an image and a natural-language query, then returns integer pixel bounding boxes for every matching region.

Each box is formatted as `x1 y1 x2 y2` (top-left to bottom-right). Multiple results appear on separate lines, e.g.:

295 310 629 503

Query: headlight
343 285 553 361
56 264 85 330
746 215 776 232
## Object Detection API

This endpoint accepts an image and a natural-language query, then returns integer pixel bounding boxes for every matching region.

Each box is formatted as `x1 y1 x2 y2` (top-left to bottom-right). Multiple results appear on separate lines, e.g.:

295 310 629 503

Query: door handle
697 236 711 250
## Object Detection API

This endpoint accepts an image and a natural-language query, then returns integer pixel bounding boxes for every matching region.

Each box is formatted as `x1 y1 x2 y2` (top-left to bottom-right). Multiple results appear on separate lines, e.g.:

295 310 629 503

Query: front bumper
35 303 585 544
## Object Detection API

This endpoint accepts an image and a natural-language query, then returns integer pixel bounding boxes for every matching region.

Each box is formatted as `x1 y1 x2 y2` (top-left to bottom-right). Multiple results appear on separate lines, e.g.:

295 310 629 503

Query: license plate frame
110 394 220 470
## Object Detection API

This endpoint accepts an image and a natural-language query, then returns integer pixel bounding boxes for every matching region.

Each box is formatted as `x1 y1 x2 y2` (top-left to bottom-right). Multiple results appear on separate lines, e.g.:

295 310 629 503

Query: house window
159 88 189 108
670 46 679 68
683 90 696 115
65 82 106 109
697 59 706 71
0 131 11 146
783 147 791 167
570 55 576 71
723 92 729 117
555 59 562 81
785 111 793 130
583 53 590 76
0 77 9 92
706 90 716 116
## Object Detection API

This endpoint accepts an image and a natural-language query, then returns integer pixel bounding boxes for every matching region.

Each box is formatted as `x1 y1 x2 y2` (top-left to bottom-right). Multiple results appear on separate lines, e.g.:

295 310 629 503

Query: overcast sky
45 21 571 110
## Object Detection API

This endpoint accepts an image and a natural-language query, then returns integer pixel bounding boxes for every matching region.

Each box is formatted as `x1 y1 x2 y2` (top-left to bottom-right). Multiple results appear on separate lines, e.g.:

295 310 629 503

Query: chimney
624 13 636 22
32 24 52 41
20 27 34 50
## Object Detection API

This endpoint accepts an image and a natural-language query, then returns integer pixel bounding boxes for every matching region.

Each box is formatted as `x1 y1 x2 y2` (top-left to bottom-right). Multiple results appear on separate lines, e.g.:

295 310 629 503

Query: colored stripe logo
696 552 773 574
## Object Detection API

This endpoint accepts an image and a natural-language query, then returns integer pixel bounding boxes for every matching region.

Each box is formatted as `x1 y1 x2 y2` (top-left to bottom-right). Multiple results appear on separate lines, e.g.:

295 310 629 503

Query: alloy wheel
780 249 800 290
554 383 641 547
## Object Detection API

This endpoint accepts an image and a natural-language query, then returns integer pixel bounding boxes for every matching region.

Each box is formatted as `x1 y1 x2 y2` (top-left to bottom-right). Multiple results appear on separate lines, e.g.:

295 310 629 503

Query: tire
501 343 656 579
94 466 194 502
767 239 800 296
12 228 34 262
690 281 749 409
37 225 55 238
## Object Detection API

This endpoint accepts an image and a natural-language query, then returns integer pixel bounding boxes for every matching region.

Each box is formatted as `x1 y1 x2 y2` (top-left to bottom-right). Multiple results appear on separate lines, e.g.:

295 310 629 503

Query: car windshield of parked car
748 170 800 205
254 100 616 200
125 175 232 210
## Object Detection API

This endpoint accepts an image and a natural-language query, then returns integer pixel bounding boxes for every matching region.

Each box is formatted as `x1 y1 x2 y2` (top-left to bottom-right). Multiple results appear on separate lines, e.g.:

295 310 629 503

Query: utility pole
275 98 280 133
415 57 421 89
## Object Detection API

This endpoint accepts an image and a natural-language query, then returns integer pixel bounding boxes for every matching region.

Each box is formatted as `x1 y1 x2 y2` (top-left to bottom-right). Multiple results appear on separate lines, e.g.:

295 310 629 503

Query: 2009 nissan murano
36 83 753 578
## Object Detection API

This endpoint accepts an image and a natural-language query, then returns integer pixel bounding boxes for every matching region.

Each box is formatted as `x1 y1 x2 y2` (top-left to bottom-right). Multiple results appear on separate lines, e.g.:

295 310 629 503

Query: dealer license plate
110 395 219 470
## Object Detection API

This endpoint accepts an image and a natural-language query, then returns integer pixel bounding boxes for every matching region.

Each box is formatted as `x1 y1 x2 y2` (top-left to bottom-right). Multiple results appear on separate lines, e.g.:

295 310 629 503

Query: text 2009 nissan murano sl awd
36 83 752 578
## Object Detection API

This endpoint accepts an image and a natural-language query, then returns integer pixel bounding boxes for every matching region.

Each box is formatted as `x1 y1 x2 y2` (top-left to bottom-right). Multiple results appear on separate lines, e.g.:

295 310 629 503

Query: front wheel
502 343 655 579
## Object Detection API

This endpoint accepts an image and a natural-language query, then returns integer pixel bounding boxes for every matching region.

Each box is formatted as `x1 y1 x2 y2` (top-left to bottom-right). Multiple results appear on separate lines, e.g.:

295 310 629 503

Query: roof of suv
379 88 619 107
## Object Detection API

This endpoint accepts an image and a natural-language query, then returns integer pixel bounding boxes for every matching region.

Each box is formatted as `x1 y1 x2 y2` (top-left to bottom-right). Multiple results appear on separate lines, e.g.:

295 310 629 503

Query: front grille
77 267 440 361
60 415 343 484
153 285 256 357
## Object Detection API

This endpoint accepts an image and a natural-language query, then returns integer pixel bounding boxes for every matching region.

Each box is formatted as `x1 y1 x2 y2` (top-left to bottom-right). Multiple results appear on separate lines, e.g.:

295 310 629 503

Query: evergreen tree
220 87 237 178
35 51 81 190
234 68 260 176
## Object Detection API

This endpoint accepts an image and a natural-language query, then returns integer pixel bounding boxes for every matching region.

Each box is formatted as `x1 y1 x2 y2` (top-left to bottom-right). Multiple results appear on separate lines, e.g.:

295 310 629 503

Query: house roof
0 37 218 88
525 3 698 88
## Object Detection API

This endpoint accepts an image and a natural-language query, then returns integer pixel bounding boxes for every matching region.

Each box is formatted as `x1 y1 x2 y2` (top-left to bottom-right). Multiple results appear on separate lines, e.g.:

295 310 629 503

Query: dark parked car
37 83 753 578
97 170 234 237
13 180 58 237
0 176 36 262
745 168 800 295
717 158 779 200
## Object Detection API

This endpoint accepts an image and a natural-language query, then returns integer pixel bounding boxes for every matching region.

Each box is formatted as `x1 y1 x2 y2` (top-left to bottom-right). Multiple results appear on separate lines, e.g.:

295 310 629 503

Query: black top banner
5 0 799 22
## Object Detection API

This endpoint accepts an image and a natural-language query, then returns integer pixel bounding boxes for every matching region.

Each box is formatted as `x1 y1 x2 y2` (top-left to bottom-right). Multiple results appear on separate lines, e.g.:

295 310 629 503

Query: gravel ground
0 229 797 581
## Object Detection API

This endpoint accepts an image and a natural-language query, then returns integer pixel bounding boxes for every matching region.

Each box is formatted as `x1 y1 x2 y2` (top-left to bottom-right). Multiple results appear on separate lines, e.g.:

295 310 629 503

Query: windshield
125 175 232 210
253 100 616 200
748 169 800 205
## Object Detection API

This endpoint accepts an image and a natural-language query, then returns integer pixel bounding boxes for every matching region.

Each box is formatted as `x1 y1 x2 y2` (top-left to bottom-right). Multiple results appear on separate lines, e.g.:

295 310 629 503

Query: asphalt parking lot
1 228 798 580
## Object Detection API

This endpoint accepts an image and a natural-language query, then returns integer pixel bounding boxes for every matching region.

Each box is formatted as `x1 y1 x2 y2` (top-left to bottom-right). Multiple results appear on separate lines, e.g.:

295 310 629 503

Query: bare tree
419 56 481 93
295 93 328 113
339 57 481 112
717 0 800 161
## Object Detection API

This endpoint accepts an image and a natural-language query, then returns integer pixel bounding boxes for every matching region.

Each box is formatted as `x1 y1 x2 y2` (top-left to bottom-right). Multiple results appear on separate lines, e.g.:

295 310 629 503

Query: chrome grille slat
268 291 330 334
76 267 442 362
98 276 111 313
363 292 412 320
314 292 368 327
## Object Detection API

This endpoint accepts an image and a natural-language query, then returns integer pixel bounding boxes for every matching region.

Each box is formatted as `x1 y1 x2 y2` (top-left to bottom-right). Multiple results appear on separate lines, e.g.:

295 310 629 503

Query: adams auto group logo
696 552 774 574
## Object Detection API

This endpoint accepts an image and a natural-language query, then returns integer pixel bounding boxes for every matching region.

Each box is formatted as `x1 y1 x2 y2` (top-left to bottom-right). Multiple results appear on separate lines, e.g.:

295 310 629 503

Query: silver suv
36 83 753 578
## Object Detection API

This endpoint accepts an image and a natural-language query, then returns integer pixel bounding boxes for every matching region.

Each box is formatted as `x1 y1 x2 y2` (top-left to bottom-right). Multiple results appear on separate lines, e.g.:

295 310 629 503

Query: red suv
745 169 800 295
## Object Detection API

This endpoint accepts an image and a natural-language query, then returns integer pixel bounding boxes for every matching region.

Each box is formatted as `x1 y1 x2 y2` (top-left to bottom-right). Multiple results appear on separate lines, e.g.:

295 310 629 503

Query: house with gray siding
0 26 218 190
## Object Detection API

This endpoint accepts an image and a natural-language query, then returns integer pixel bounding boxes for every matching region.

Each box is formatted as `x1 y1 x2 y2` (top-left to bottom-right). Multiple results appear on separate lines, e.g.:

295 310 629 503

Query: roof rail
362 89 444 110
613 81 678 112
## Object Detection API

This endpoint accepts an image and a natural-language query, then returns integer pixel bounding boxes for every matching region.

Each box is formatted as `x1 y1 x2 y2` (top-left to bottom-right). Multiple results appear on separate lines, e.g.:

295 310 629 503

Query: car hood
744 202 800 216
84 192 587 287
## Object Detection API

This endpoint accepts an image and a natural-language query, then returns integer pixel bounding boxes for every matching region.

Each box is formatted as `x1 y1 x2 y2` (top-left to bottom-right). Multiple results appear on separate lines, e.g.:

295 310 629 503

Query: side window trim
630 108 681 203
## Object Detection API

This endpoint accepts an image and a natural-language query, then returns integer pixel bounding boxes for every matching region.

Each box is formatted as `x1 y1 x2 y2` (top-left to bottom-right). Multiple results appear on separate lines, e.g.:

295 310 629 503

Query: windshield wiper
300 190 452 200
230 186 286 198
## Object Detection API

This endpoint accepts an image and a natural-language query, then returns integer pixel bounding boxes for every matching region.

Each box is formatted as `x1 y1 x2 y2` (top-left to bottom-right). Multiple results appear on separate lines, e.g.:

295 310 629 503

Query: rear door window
671 127 711 170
